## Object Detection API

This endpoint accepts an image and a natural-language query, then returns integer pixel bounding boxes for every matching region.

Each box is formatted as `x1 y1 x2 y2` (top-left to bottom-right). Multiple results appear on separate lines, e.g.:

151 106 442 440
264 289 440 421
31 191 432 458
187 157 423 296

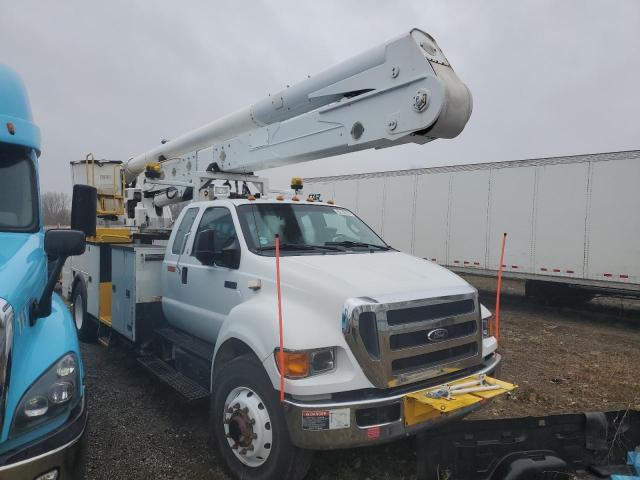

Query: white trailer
306 150 640 303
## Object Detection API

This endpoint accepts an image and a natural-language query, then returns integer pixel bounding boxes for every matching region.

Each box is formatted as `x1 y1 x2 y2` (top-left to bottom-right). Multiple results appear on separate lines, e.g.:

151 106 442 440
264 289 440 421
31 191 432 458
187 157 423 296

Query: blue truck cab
0 65 95 479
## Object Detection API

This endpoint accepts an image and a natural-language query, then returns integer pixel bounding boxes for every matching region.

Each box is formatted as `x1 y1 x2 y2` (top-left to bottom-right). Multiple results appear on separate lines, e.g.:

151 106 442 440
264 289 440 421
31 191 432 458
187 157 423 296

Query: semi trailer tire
72 280 98 342
211 354 313 480
525 280 595 307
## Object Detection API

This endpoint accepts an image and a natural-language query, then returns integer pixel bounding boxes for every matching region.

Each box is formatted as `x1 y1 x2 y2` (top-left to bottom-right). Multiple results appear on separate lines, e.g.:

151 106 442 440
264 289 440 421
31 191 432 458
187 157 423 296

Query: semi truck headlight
275 347 336 378
10 353 80 438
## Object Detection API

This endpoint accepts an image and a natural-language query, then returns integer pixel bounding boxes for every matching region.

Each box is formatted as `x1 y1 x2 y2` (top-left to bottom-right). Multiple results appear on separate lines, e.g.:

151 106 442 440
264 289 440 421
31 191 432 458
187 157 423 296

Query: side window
171 208 198 254
194 207 237 252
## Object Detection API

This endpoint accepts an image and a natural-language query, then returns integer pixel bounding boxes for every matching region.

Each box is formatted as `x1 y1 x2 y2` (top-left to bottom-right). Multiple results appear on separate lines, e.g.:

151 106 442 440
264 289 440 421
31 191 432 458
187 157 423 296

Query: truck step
154 326 215 362
137 356 209 402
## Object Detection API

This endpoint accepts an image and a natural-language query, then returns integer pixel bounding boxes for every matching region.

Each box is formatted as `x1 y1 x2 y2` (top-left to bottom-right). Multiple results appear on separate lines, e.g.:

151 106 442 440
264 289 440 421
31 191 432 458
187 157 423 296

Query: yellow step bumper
404 375 517 427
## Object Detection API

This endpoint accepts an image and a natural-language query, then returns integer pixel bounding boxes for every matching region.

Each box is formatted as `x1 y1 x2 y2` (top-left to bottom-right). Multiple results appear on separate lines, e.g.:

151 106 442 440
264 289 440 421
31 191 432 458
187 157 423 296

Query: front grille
391 342 478 373
389 320 476 350
386 299 474 326
344 293 482 388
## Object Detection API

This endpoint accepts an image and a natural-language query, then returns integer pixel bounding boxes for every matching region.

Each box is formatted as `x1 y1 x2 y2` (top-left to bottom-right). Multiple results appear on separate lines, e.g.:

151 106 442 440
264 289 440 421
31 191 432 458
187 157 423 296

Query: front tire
211 354 313 480
72 281 98 342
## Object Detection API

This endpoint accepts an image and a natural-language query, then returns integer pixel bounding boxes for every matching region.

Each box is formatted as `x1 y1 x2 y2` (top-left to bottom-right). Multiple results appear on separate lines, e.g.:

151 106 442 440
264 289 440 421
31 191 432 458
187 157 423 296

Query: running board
154 326 215 362
137 356 209 401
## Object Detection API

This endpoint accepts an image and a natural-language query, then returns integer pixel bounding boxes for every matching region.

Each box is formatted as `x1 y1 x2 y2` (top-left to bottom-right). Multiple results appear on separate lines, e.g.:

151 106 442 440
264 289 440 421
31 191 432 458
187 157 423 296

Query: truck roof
186 198 342 208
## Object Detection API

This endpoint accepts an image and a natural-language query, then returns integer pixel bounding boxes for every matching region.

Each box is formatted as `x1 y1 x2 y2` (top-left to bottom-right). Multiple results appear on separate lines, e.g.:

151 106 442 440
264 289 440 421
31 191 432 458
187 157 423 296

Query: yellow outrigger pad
403 375 517 427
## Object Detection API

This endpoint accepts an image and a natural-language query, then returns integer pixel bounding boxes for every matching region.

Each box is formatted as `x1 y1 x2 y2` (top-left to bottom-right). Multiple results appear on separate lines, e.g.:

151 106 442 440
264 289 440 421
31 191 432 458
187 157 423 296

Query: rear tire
72 281 98 342
211 354 313 480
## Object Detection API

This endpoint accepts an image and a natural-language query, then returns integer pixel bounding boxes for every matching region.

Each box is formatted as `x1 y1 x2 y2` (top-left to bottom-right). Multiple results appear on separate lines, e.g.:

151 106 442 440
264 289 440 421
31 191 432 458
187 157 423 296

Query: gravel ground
81 276 640 479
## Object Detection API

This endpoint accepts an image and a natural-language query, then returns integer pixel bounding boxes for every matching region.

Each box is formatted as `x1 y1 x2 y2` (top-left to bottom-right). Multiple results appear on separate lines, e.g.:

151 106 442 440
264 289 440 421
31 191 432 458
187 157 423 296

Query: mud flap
403 375 517 427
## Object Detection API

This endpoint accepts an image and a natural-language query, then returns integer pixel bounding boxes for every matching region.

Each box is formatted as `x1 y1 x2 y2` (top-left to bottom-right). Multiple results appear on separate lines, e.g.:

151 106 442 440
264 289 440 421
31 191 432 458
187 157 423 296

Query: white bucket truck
63 29 514 480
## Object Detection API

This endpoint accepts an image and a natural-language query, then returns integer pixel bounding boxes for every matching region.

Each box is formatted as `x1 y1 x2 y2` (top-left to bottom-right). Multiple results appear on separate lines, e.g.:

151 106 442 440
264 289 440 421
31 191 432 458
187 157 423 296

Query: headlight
480 304 492 338
10 353 81 438
275 347 336 379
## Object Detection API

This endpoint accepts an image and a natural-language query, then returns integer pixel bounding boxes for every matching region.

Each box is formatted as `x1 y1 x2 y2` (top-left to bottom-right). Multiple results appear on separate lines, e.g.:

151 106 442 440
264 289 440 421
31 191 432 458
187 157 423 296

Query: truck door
166 206 243 344
162 206 199 332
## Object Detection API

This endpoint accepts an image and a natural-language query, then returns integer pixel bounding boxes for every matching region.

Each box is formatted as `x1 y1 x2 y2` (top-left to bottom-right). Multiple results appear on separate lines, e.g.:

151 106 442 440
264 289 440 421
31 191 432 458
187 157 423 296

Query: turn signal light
275 351 309 378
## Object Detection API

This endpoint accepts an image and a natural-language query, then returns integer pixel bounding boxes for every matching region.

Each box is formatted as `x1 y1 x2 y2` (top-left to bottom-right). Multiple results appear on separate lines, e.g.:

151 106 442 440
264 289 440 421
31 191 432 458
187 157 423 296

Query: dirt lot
81 276 640 479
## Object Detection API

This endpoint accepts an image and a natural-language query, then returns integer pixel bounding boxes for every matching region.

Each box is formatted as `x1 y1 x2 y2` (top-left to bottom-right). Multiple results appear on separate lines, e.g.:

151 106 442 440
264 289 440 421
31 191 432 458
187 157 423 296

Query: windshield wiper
258 243 341 252
325 240 391 250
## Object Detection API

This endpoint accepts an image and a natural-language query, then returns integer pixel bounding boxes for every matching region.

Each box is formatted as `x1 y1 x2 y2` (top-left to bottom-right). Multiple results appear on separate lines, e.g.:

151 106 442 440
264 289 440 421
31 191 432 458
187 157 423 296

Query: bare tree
42 191 71 226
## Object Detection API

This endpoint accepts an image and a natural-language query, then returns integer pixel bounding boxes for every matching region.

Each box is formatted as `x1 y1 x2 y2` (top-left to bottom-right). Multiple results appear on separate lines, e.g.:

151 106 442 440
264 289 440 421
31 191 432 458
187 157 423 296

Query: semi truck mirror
33 229 87 322
194 229 216 266
45 229 86 257
71 184 97 237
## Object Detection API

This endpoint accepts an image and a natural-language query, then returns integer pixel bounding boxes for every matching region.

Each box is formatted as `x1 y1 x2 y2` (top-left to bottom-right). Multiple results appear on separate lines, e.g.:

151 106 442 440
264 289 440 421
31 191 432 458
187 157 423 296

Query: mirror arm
31 256 68 324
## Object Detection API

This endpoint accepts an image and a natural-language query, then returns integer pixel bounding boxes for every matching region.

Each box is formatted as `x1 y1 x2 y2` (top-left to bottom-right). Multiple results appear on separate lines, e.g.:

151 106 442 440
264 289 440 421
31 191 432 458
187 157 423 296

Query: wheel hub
223 387 273 467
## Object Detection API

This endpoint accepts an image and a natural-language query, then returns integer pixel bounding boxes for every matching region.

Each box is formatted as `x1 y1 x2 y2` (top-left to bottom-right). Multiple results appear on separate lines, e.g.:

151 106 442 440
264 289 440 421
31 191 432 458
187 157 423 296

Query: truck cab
0 65 93 479
158 196 502 478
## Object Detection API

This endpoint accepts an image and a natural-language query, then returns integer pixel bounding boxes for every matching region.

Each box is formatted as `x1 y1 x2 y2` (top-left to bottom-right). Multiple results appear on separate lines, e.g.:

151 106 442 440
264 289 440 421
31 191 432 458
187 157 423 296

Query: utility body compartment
110 244 165 342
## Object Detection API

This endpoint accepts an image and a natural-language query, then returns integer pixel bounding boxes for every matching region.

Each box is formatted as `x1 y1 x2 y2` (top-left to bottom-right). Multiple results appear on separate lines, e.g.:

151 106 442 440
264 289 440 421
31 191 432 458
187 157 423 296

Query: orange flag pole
495 233 507 343
275 234 285 403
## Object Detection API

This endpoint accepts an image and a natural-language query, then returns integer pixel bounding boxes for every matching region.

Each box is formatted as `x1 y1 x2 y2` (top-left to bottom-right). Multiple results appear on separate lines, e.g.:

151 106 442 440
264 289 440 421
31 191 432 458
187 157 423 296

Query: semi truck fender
211 295 374 395
2 295 84 443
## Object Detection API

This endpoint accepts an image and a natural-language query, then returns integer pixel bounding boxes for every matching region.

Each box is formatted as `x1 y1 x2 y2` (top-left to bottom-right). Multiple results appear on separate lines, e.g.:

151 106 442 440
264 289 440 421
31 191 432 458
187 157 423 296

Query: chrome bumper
283 353 501 450
0 397 87 480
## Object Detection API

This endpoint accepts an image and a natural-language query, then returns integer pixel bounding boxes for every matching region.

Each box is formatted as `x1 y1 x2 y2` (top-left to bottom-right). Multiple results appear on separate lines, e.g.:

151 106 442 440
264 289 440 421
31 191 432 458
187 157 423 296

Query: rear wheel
72 281 98 342
211 354 313 480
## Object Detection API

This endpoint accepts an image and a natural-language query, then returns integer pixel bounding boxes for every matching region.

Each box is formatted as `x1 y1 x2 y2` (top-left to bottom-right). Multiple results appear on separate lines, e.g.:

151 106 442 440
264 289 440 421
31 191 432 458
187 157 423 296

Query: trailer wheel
525 280 595 307
211 354 313 480
72 281 98 342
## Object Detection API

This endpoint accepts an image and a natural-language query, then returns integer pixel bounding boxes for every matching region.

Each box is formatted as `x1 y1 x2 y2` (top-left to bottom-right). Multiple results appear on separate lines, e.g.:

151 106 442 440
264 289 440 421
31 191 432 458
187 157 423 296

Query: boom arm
124 29 472 182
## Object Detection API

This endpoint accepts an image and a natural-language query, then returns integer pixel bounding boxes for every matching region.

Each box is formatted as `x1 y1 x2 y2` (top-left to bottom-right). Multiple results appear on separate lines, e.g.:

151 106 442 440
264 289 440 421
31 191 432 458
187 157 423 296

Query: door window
194 207 238 251
171 208 198 254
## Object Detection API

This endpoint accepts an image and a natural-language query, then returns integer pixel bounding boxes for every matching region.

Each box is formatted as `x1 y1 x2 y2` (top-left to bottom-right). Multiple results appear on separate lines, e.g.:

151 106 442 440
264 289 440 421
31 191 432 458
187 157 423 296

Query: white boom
124 29 472 183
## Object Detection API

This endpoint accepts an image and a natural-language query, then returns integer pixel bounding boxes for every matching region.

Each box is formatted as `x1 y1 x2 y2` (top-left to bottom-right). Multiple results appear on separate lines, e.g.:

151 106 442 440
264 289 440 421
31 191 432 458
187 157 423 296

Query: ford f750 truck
63 29 515 479
0 65 95 479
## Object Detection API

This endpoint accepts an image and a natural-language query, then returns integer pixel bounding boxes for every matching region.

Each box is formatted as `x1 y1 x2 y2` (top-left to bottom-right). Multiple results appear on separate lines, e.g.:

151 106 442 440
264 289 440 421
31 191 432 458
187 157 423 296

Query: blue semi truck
0 65 95 479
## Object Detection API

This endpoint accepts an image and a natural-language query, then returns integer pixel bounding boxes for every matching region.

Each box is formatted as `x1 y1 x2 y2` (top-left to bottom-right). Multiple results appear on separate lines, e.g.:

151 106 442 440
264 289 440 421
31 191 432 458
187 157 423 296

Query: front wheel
72 281 98 342
211 354 313 480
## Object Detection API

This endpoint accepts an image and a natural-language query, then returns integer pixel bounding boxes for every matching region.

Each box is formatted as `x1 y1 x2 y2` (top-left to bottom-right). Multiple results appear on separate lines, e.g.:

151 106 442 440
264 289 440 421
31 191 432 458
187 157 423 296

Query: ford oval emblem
427 328 449 342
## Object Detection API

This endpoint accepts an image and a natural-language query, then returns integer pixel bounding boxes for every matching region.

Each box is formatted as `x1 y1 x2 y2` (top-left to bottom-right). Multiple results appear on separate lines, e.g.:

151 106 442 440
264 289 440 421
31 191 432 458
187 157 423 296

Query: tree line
42 191 71 226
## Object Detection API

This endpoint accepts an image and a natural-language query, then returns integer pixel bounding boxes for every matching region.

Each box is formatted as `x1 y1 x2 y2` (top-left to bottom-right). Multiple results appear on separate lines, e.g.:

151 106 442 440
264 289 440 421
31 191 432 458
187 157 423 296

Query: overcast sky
2 0 639 193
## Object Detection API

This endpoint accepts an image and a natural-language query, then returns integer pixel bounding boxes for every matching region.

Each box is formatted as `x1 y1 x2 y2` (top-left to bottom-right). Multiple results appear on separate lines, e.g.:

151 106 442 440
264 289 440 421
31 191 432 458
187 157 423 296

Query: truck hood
278 250 474 303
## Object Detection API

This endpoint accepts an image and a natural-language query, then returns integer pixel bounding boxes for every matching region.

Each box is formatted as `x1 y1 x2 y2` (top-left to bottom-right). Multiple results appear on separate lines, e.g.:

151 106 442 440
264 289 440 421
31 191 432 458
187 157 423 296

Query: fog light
24 396 49 417
56 355 76 377
49 382 73 404
35 468 59 480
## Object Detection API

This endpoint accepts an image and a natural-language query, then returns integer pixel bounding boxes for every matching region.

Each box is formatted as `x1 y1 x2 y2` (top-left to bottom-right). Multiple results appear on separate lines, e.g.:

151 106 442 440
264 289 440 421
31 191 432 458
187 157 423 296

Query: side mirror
194 229 216 266
216 237 241 270
45 229 86 257
71 184 97 237
33 229 86 322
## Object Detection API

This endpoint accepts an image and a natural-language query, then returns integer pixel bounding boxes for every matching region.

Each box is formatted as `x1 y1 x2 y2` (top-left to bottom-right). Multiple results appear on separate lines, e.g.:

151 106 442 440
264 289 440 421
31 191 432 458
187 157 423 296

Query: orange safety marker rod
494 232 507 342
275 234 285 403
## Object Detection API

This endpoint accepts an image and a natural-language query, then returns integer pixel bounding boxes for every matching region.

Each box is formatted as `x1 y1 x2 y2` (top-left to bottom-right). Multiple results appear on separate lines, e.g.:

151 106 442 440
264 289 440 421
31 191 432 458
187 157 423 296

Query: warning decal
302 408 351 430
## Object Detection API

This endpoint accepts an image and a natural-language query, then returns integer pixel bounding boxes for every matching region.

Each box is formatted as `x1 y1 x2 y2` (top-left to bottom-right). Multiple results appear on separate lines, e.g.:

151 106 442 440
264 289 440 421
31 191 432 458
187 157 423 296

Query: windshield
236 203 390 255
0 145 38 232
